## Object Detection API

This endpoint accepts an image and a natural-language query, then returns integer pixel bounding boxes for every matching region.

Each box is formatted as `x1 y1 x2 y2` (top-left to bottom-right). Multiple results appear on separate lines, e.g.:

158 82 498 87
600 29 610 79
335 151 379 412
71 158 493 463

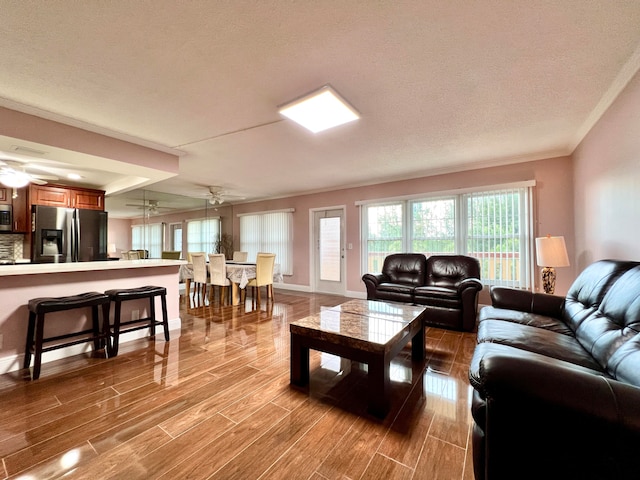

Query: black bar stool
24 292 111 380
104 286 169 356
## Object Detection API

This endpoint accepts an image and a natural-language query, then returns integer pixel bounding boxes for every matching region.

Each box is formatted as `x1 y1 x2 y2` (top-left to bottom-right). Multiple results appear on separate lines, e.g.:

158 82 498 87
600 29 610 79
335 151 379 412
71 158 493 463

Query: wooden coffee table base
290 300 426 417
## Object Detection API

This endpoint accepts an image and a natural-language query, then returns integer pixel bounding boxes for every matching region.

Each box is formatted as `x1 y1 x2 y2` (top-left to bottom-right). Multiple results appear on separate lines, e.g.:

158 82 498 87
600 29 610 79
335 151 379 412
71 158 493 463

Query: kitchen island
0 259 185 375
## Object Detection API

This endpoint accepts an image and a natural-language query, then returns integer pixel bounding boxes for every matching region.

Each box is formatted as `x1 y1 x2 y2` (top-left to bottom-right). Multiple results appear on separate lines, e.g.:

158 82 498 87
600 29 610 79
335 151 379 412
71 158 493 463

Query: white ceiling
1 1 640 218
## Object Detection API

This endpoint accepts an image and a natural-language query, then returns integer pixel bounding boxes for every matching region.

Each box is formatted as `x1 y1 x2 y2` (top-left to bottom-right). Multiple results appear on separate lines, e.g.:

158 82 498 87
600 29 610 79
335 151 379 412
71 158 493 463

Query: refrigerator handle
72 209 79 262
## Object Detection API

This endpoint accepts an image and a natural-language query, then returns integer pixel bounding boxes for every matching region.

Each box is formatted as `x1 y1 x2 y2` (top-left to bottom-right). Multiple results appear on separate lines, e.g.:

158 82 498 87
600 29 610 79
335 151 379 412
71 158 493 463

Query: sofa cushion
468 341 604 395
382 253 427 286
479 305 573 335
562 259 638 332
477 319 603 371
413 285 461 309
426 255 480 288
373 283 414 303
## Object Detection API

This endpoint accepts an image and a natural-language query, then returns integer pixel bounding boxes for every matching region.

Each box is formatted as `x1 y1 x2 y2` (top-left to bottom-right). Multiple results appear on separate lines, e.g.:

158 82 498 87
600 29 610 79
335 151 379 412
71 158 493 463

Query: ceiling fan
204 186 245 205
0 159 60 188
124 199 176 215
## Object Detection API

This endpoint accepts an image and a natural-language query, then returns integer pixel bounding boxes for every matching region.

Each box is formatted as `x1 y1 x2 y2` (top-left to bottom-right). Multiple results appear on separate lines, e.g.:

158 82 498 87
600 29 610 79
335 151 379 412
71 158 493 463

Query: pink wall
573 69 640 271
232 156 575 297
107 217 132 257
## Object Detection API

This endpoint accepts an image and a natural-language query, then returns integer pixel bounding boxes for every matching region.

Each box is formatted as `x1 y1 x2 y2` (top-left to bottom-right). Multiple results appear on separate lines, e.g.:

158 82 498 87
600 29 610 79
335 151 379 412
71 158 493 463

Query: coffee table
289 299 426 417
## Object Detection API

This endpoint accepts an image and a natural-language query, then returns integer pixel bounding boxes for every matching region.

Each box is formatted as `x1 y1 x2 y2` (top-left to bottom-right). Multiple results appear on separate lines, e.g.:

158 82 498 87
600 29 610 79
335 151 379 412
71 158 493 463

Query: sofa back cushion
565 260 640 386
382 253 427 286
563 260 638 333
426 255 480 288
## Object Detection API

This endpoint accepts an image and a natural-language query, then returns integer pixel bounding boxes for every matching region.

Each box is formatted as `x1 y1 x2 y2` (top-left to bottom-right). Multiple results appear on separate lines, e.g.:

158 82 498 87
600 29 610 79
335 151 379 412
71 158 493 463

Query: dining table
179 260 282 305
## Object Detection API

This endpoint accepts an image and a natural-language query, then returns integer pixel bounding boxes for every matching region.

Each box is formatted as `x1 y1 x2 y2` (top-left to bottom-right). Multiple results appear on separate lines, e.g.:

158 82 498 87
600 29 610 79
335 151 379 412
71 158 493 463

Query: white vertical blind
131 222 164 258
240 211 293 275
186 218 220 254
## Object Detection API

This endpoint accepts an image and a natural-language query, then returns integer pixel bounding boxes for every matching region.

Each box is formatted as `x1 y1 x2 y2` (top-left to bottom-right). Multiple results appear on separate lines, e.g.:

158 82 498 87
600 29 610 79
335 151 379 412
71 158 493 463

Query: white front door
312 208 345 295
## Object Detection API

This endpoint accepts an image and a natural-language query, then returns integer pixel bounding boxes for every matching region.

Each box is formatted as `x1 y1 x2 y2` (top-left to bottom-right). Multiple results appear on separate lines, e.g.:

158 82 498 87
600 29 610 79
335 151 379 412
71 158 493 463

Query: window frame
358 181 535 289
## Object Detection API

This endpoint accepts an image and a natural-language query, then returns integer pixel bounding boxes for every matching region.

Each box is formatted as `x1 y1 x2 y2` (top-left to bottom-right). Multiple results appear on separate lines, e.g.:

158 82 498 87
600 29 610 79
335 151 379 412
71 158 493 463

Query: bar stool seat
105 286 169 357
24 292 111 380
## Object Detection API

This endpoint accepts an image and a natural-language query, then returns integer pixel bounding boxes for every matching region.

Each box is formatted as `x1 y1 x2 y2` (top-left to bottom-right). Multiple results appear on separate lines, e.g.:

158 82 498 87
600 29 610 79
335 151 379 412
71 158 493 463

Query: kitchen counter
0 259 185 276
0 259 185 375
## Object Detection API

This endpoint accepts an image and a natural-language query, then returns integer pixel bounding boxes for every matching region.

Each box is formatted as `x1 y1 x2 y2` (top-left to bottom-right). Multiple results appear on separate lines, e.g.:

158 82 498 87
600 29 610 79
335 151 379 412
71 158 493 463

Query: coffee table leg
290 334 309 386
411 324 425 361
367 356 390 417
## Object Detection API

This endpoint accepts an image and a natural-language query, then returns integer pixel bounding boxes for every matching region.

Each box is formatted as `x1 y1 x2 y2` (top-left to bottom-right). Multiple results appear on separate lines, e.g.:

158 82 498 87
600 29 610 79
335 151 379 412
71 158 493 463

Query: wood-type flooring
0 290 477 479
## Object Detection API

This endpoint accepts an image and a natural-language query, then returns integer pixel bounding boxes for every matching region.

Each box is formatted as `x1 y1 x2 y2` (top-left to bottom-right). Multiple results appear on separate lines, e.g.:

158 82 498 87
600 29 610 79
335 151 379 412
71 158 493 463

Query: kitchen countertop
0 259 186 277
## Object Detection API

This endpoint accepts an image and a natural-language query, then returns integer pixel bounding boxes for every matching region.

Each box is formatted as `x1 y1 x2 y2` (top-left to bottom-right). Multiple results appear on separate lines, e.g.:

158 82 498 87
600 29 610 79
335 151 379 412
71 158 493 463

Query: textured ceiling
1 1 640 217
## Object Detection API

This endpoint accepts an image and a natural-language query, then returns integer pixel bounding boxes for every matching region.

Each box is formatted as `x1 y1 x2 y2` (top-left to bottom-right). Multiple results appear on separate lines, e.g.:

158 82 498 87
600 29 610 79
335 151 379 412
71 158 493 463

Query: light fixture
535 234 570 294
278 85 360 133
67 173 82 180
0 170 30 188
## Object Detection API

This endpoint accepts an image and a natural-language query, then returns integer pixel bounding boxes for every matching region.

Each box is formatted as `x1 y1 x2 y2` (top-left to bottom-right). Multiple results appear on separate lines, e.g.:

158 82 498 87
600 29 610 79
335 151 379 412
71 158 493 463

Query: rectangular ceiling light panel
279 85 360 133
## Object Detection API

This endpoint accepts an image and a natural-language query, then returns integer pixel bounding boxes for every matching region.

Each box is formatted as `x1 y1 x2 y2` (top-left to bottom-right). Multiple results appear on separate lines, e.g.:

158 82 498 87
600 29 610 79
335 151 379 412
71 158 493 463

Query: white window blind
186 218 220 254
240 211 293 275
131 223 164 258
361 184 533 288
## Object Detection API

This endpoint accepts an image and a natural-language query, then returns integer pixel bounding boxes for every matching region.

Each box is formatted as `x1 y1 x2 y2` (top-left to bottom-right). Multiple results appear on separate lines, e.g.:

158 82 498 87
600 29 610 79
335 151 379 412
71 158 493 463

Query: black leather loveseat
362 253 482 331
468 259 640 480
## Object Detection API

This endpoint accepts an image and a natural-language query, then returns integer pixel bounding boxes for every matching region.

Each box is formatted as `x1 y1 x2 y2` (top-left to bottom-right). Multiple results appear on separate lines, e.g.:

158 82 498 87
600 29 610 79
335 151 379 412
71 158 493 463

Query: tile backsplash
0 235 24 259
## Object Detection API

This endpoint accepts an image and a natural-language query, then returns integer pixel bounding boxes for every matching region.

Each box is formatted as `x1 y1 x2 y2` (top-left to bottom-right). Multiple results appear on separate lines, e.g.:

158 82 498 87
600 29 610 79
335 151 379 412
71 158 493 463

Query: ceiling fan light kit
0 170 30 188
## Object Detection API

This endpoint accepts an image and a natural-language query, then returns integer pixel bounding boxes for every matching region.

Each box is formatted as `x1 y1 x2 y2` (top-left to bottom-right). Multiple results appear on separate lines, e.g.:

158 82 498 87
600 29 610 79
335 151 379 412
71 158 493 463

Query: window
361 183 533 288
131 222 164 258
186 218 220 254
239 210 293 275
169 223 182 252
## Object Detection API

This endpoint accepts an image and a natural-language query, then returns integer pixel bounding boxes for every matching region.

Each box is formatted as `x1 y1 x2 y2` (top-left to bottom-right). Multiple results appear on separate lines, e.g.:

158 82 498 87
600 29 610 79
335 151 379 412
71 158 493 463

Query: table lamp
107 243 117 258
535 234 569 294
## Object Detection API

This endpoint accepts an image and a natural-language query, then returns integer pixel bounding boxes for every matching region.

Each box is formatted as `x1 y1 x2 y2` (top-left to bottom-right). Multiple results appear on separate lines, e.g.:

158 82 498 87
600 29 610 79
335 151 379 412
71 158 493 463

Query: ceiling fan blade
29 177 48 185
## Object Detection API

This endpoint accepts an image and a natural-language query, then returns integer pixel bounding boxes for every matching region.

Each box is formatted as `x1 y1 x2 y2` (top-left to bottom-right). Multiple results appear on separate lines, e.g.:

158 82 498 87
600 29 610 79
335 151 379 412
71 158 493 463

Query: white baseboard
0 316 182 375
275 284 366 299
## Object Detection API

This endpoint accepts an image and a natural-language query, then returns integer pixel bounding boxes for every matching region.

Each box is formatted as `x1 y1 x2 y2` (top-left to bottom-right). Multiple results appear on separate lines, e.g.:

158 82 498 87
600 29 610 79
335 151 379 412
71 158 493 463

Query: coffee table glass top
290 300 426 351
327 299 426 323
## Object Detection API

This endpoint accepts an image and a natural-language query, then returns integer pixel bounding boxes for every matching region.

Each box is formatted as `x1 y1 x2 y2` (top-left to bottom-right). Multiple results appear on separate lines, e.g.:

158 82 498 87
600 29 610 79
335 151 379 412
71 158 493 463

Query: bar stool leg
149 295 156 337
110 299 122 357
101 302 111 354
23 311 36 370
161 293 169 341
33 312 46 380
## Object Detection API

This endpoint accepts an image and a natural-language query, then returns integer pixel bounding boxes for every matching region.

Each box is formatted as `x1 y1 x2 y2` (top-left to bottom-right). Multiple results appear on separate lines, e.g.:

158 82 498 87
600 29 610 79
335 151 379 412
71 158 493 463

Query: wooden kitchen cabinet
0 187 10 205
71 189 104 210
30 184 105 210
12 187 29 232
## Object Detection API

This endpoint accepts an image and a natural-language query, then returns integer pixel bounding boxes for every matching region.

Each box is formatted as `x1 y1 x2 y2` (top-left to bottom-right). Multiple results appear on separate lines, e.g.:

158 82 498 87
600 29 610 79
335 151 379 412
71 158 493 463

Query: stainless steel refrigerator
31 205 108 263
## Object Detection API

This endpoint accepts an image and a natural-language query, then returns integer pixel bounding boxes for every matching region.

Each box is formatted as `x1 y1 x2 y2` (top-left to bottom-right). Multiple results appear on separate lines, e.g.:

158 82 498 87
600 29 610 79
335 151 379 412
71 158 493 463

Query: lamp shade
535 235 570 267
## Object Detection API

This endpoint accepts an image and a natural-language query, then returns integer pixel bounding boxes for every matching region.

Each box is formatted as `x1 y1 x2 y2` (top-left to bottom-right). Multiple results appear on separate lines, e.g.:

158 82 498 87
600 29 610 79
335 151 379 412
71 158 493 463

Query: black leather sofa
468 259 640 480
362 253 483 331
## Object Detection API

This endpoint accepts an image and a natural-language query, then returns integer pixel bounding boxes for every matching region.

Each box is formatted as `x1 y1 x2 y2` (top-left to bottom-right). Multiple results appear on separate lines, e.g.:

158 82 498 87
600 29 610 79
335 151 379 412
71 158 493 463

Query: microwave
0 205 12 231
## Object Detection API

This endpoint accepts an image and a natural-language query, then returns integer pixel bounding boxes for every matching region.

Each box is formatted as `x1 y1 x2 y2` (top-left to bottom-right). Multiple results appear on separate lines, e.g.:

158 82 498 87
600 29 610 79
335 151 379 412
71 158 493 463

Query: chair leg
160 293 169 341
149 295 156 337
110 300 122 357
24 312 36 370
33 312 46 380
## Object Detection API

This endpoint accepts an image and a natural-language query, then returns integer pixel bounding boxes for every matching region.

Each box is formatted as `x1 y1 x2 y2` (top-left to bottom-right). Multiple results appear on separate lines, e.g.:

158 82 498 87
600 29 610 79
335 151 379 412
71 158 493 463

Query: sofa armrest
362 273 387 300
457 277 483 295
477 353 640 479
490 286 564 318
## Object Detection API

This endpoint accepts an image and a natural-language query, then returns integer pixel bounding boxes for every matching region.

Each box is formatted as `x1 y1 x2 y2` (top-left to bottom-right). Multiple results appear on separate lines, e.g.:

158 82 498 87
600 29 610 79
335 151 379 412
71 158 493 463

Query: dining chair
187 251 205 263
232 251 249 262
208 253 231 305
191 253 208 302
161 251 181 260
246 253 276 306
